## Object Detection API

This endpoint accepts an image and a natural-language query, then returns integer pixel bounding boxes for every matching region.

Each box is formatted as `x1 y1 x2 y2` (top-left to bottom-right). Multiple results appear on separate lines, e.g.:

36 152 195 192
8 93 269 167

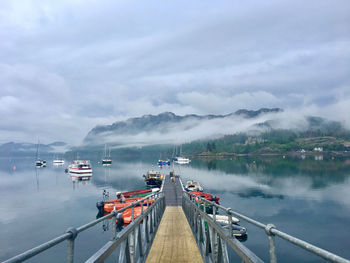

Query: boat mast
36 138 40 160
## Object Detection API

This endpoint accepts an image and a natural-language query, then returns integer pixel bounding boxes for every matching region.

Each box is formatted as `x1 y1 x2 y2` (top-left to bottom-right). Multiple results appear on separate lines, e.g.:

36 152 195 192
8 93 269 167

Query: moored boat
35 139 46 167
35 159 47 167
68 160 92 174
102 144 112 165
158 159 170 167
96 188 159 214
53 159 65 165
185 180 203 192
174 156 190 164
143 170 164 187
190 191 219 203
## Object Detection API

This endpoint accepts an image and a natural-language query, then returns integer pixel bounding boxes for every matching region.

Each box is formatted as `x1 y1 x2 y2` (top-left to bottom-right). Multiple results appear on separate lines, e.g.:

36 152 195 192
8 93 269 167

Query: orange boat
96 188 158 214
116 206 143 226
103 198 154 213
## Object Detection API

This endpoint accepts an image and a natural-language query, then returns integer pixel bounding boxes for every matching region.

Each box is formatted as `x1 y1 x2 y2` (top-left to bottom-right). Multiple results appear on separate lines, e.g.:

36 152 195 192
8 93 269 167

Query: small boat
208 215 247 237
53 158 65 165
174 156 190 164
185 181 203 192
68 160 92 174
143 171 164 187
96 188 159 214
102 197 154 213
35 139 46 167
208 214 239 224
174 145 190 164
121 188 160 198
35 159 47 167
190 191 219 204
102 144 112 165
158 159 171 167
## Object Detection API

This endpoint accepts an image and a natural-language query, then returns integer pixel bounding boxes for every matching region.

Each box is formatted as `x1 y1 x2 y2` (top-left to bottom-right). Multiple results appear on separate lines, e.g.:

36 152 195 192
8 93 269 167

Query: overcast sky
1 0 349 145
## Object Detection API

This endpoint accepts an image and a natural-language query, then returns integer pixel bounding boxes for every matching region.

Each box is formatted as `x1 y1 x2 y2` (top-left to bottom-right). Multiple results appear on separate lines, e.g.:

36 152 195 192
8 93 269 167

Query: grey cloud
0 0 349 144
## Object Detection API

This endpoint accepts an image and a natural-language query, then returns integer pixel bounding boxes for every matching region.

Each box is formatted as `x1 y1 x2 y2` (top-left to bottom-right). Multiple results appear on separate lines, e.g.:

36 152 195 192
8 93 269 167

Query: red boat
190 191 220 204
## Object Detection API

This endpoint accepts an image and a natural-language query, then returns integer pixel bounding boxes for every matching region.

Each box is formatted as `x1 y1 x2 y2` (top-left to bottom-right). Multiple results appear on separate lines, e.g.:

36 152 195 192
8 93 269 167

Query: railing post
213 205 217 222
227 208 233 238
265 224 277 263
65 227 78 263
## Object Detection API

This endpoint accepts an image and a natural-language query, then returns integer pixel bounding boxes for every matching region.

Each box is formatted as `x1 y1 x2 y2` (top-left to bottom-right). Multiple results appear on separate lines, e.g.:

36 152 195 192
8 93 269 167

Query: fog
86 109 339 148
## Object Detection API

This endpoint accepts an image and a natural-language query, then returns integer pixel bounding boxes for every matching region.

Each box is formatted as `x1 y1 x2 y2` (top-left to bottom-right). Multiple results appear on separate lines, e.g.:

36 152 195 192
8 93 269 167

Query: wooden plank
146 206 203 263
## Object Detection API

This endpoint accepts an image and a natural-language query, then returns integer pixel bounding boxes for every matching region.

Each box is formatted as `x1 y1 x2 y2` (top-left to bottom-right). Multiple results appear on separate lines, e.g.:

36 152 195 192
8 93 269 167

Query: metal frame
2 192 165 263
182 192 263 263
182 191 350 263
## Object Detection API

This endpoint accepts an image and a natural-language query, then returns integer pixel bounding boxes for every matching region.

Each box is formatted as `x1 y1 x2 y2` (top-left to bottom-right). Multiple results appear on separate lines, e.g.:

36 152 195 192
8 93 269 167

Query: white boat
53 158 65 165
102 144 112 165
174 156 191 164
185 180 203 192
174 144 190 164
68 160 92 174
208 214 240 224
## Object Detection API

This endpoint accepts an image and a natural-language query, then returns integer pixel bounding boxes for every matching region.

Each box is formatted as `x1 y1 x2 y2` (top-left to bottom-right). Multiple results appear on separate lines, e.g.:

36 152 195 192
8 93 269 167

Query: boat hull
68 168 92 174
102 159 112 165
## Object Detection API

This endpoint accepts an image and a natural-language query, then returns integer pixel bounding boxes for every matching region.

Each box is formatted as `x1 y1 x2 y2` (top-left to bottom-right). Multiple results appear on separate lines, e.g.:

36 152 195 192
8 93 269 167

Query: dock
146 175 203 263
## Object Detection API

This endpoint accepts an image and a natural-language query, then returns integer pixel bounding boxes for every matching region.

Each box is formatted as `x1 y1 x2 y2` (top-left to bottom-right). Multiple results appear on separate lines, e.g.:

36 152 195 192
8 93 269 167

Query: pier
146 175 202 262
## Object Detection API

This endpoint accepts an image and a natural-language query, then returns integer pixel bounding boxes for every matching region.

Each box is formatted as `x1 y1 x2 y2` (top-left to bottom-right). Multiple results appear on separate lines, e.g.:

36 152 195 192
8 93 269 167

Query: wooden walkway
146 175 203 263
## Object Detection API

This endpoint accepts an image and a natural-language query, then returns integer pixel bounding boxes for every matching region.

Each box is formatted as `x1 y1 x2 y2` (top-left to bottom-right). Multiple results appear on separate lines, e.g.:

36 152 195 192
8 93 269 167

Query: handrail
183 191 350 263
183 192 263 263
85 195 165 263
2 192 163 263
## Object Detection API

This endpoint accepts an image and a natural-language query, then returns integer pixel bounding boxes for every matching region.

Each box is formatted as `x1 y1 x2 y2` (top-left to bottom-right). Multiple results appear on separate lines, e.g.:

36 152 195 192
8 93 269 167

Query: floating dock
146 174 203 263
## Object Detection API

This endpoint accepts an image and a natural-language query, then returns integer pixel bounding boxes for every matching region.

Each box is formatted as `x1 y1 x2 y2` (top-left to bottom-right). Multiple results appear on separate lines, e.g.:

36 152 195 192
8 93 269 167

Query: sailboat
174 144 190 164
53 155 65 165
102 144 112 165
35 139 46 167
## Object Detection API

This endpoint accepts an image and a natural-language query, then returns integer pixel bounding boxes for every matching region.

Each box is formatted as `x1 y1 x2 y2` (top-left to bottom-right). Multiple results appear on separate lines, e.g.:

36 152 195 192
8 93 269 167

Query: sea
1 154 350 262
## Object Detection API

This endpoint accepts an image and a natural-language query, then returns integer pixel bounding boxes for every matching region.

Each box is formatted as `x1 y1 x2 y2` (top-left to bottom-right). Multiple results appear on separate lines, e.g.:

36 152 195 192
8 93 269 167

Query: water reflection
1 156 350 263
69 172 92 190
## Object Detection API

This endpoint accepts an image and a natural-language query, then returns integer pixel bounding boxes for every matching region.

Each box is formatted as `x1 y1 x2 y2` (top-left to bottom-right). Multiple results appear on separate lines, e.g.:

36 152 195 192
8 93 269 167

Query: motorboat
174 156 191 164
143 170 164 187
190 191 219 203
158 159 171 167
68 160 92 174
185 180 203 192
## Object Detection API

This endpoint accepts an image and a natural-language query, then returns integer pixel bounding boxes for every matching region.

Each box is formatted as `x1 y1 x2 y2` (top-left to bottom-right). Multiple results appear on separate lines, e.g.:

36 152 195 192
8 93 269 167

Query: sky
0 0 349 145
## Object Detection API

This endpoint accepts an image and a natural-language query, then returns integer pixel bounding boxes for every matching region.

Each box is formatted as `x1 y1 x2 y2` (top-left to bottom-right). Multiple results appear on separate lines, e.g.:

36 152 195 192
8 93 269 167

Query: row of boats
96 171 248 240
35 158 64 167
158 156 191 167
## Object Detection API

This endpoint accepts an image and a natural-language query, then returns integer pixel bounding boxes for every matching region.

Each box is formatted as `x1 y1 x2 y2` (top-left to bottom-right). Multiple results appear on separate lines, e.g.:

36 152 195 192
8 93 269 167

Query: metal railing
182 191 350 263
2 192 165 263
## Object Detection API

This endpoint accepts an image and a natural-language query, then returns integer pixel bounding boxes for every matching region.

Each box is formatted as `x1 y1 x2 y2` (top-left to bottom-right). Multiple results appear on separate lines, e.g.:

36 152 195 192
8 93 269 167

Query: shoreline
190 151 350 159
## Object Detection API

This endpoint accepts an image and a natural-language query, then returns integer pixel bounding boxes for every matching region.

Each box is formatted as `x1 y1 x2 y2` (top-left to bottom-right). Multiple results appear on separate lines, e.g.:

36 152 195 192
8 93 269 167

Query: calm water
1 155 350 262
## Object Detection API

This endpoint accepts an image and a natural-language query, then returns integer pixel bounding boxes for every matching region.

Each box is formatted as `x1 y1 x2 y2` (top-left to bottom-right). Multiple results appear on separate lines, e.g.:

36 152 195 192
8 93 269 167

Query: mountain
83 108 283 145
234 108 282 118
